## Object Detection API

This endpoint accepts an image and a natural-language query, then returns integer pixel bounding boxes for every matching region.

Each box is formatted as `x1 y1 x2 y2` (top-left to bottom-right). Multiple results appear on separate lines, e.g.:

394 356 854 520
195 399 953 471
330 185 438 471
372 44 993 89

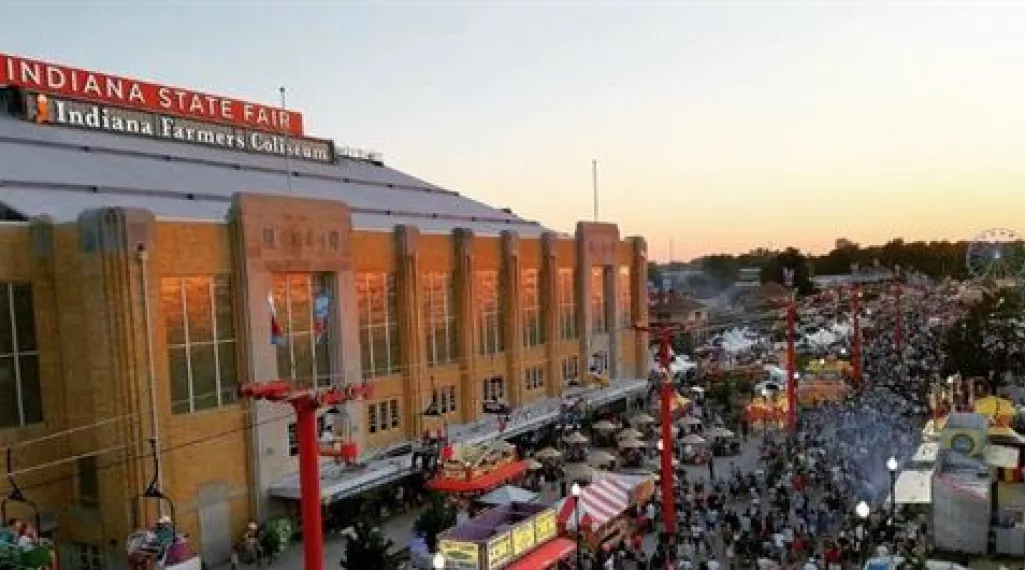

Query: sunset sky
5 2 1025 260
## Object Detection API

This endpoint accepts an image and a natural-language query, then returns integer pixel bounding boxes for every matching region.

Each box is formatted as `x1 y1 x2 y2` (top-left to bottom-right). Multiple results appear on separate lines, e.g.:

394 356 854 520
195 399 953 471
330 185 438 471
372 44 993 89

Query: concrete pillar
453 228 478 423
394 225 424 438
501 231 524 406
541 232 562 399
629 237 650 379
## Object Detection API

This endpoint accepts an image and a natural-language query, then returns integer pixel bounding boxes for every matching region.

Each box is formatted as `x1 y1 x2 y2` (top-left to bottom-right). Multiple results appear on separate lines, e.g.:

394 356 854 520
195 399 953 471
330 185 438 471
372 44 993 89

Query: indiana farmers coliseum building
0 53 650 567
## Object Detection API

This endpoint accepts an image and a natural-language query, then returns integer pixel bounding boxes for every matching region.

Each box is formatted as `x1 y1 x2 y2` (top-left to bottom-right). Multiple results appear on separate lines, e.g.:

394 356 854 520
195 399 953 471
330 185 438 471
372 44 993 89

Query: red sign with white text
0 53 304 136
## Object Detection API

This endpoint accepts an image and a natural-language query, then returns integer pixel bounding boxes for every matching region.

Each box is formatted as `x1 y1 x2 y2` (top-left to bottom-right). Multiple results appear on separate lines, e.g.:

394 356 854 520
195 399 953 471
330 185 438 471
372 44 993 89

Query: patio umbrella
535 447 563 460
618 438 646 449
592 420 617 431
631 413 656 425
526 459 544 470
681 434 706 445
564 431 589 445
588 450 617 466
706 427 735 439
564 463 593 482
618 428 644 440
680 416 703 426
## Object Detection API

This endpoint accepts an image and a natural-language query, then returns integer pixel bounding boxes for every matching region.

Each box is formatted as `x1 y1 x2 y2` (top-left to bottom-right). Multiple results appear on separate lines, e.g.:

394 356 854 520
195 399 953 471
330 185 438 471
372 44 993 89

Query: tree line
650 239 971 292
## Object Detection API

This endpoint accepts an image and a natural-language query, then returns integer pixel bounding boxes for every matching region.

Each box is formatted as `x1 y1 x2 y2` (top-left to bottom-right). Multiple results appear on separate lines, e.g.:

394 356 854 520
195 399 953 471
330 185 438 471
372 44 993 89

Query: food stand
438 503 574 570
556 472 655 552
428 441 529 495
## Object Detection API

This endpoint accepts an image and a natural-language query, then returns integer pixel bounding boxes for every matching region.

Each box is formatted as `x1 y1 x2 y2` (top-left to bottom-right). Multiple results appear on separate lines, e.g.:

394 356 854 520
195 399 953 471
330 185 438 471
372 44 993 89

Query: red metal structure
894 267 904 355
849 284 863 385
238 380 372 570
783 268 797 432
633 322 684 549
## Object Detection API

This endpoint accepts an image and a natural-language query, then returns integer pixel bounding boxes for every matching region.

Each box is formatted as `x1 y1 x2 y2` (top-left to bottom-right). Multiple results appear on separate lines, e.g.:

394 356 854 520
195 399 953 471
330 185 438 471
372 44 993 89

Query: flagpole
280 86 294 192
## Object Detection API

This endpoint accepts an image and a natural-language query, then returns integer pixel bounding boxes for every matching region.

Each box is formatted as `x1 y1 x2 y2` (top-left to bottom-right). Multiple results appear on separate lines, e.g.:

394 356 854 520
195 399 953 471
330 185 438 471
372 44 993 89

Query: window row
367 399 401 434
431 385 458 414
288 416 329 456
0 283 41 429
524 366 544 391
562 355 580 386
483 376 505 402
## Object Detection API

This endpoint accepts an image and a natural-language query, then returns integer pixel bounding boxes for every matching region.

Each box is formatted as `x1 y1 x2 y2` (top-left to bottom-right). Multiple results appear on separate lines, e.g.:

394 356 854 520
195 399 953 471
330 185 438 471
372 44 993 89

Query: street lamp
432 552 445 570
887 456 899 537
571 482 583 570
855 501 870 565
760 387 769 441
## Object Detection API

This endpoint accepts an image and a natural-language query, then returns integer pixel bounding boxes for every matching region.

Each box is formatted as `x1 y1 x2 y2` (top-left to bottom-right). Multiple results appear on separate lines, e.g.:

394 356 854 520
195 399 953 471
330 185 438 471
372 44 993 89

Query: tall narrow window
76 456 99 508
483 377 506 402
272 273 333 388
163 276 238 414
618 266 632 329
0 283 41 428
521 269 542 347
476 271 504 355
357 274 400 379
422 272 457 367
591 267 608 334
557 268 577 341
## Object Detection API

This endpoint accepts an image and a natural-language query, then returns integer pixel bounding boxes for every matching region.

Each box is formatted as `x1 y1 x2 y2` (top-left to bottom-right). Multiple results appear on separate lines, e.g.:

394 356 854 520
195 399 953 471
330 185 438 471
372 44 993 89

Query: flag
314 290 330 343
268 292 284 345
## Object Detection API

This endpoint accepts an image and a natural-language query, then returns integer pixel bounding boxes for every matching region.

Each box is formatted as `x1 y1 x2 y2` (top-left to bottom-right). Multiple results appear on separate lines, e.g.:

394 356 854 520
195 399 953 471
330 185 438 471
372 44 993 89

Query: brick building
0 54 649 567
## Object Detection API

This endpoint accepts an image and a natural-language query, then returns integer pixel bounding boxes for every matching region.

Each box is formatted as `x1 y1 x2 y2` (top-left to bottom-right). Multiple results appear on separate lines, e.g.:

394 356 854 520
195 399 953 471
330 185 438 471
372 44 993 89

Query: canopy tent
892 469 933 505
974 396 1016 421
476 485 539 506
911 442 939 465
556 476 633 531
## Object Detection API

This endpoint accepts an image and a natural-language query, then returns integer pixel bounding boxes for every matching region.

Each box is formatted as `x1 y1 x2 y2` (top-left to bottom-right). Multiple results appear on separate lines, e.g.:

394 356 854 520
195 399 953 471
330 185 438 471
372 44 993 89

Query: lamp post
887 456 899 539
433 552 445 570
760 387 769 442
855 500 871 566
571 482 583 570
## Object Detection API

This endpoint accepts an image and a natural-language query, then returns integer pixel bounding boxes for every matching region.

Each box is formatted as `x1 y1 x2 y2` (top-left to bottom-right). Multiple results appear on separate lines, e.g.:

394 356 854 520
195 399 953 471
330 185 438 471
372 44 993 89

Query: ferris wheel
965 228 1025 281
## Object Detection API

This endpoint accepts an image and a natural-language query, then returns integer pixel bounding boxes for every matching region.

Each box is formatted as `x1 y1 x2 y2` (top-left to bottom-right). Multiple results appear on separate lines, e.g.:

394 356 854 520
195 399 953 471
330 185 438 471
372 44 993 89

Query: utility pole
633 321 685 563
239 381 372 570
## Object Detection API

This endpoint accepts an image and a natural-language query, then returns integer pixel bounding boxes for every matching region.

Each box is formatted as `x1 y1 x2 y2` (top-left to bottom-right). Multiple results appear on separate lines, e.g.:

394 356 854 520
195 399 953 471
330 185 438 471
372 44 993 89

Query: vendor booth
556 472 654 552
428 441 529 495
438 502 573 570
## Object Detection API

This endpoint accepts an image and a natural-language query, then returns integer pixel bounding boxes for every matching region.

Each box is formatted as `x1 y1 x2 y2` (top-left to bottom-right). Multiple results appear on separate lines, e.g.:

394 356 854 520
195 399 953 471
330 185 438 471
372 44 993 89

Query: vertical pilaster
395 225 423 438
606 266 621 379
453 228 478 422
630 237 650 379
575 228 592 378
501 231 523 406
541 232 561 399
77 207 156 539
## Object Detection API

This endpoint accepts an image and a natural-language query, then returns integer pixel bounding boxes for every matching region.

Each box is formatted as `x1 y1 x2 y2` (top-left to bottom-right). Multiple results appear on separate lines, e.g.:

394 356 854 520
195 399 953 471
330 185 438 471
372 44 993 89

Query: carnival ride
426 440 529 495
965 228 1025 282
125 440 201 570
0 450 54 570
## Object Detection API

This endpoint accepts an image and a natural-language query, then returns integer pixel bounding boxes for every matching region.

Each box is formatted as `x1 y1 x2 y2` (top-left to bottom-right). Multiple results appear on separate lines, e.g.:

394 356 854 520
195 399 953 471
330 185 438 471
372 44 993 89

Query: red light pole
849 284 863 385
894 267 904 356
239 380 372 570
783 268 797 432
634 322 684 555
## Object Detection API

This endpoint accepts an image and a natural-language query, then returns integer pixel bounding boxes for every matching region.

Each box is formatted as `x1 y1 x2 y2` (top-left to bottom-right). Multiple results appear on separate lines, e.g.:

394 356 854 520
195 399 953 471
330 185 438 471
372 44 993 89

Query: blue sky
6 2 1025 259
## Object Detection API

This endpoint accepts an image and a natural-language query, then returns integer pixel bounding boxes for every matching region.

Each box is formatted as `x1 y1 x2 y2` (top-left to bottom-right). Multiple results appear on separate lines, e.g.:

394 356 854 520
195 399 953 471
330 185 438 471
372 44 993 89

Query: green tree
760 248 815 295
413 493 458 553
942 289 1025 392
340 519 402 570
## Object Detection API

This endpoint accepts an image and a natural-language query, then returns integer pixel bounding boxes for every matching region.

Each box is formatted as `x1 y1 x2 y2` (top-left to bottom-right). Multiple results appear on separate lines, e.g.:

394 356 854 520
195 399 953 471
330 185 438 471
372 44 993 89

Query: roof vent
80 146 91 152
387 183 395 188
501 208 513 214
185 193 196 201
89 186 100 193
342 178 351 183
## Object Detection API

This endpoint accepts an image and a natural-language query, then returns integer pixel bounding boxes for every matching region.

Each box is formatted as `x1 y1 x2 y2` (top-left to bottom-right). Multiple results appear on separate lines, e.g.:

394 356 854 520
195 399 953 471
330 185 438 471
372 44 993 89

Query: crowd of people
582 284 949 570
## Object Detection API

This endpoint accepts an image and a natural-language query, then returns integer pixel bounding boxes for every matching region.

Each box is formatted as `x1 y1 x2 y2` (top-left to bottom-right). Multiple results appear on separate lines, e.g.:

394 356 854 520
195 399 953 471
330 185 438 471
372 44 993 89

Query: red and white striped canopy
558 476 632 530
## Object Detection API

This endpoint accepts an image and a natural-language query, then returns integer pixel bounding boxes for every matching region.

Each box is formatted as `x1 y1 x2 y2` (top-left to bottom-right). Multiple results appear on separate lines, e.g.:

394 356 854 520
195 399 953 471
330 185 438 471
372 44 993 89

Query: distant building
649 291 710 327
835 238 857 250
736 267 761 289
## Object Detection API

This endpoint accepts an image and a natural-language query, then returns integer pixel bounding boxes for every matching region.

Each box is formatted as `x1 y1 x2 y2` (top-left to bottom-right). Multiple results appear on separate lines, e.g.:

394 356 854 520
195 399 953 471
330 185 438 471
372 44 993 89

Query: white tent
476 485 538 506
892 469 933 505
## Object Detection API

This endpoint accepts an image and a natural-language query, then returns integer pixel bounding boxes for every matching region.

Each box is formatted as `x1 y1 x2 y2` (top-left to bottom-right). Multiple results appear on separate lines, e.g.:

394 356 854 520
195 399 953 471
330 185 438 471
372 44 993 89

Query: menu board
486 533 512 569
533 509 557 543
510 522 536 557
439 540 480 570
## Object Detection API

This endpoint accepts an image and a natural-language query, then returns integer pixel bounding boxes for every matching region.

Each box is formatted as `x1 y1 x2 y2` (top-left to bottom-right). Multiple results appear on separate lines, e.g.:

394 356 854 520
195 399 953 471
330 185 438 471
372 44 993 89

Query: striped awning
558 477 632 530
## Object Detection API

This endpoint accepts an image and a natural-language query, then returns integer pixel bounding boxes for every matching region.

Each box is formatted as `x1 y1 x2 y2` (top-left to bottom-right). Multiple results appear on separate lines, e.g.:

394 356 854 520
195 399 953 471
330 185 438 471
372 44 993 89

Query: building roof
0 114 548 236
650 292 706 315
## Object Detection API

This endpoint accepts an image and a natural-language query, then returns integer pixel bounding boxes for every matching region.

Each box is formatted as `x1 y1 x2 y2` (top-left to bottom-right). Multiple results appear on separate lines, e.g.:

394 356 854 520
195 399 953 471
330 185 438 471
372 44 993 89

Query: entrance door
199 501 232 565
